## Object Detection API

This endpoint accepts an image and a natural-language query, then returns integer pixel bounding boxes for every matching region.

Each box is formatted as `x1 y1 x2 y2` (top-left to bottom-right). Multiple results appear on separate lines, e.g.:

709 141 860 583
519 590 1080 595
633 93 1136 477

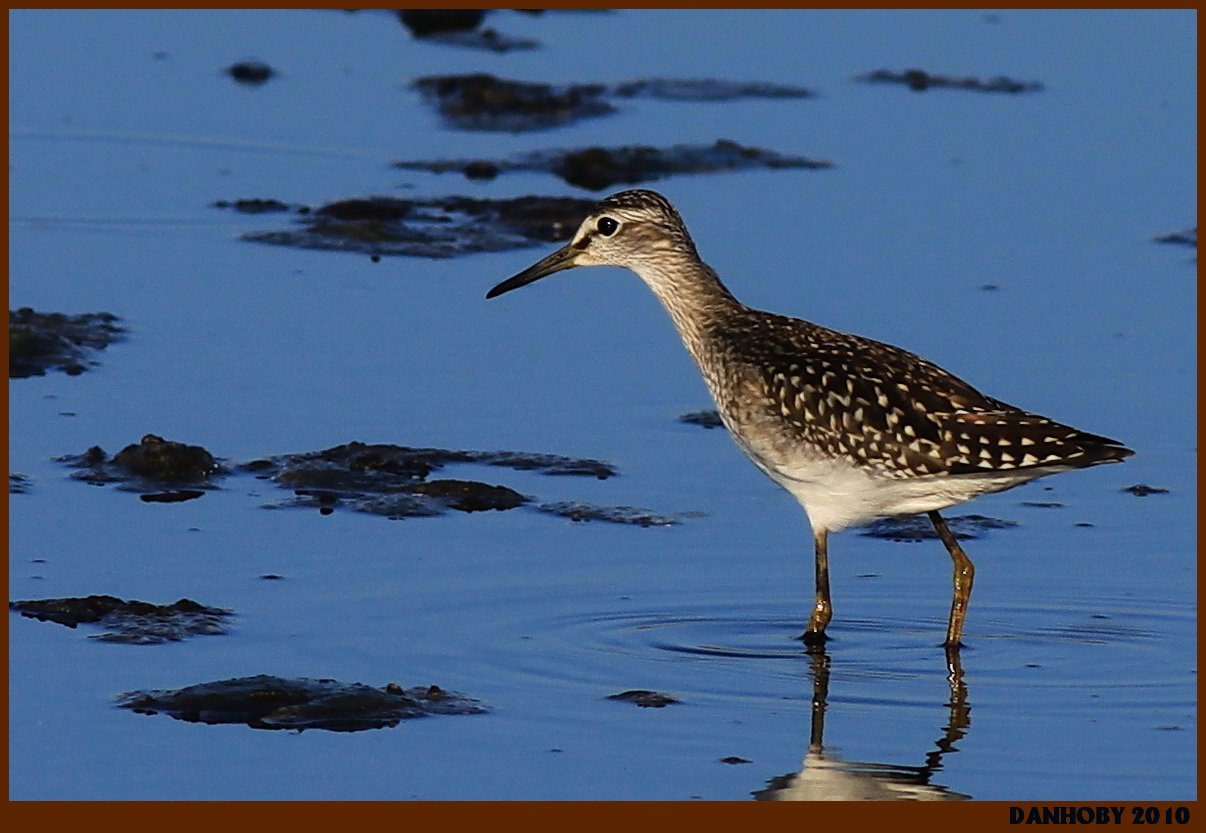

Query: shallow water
9 9 1195 800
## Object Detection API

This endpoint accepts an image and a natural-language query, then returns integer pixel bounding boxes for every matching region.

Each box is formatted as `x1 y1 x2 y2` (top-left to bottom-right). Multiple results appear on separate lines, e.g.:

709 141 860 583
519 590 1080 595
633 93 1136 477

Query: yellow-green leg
929 510 975 648
801 528 832 644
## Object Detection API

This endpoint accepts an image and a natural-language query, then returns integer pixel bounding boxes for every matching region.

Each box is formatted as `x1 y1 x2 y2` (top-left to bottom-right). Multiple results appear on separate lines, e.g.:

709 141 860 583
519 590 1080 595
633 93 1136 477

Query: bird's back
693 306 1133 485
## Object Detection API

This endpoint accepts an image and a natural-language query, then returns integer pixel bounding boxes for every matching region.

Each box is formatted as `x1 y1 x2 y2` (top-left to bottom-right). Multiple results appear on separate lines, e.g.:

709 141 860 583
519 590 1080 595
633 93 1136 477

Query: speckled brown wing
732 313 1131 478
931 409 1133 474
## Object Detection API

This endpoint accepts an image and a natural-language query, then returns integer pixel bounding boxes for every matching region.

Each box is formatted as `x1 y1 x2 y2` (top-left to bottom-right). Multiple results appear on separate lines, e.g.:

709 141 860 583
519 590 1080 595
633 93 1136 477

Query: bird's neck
632 254 746 348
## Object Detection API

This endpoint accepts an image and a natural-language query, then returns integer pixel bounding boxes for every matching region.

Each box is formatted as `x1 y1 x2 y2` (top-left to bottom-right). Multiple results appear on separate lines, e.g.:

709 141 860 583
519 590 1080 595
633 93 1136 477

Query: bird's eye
596 217 619 236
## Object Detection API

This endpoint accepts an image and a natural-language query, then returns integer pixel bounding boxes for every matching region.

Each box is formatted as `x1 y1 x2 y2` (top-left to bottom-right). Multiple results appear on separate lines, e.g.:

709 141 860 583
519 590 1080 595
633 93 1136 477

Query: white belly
729 428 1069 533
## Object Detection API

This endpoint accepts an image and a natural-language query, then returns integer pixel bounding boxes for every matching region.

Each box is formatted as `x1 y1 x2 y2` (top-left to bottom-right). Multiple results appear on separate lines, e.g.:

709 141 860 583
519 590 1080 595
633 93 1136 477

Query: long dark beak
486 243 582 299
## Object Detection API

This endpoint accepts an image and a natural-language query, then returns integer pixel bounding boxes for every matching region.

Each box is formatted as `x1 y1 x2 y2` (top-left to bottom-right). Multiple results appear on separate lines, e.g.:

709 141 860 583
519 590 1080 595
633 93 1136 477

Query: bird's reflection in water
754 648 972 801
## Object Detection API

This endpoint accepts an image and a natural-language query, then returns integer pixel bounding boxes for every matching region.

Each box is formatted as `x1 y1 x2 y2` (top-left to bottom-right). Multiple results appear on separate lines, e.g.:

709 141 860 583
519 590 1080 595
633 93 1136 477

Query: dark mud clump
248 441 614 481
341 493 444 519
331 480 526 520
397 9 537 53
679 409 724 429
117 674 486 732
856 68 1043 94
479 451 616 478
55 437 686 527
245 441 688 526
611 78 815 102
534 501 685 527
10 595 233 644
211 197 298 214
859 514 1017 542
398 9 486 36
245 441 621 520
407 479 527 512
110 435 221 480
245 441 617 485
395 139 832 191
1154 227 1196 247
9 308 127 378
414 73 614 131
138 489 206 504
607 690 680 708
413 74 814 132
225 61 275 86
1122 484 1169 497
59 434 224 498
230 194 595 258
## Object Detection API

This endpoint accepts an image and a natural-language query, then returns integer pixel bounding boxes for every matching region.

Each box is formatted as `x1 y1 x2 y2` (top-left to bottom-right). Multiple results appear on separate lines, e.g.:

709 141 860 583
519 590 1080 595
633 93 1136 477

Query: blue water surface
9 9 1195 801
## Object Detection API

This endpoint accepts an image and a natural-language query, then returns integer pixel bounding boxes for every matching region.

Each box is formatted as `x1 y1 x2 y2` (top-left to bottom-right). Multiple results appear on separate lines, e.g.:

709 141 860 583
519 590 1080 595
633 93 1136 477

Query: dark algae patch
11 595 233 644
246 440 616 485
414 73 615 131
856 68 1043 93
247 442 692 525
397 9 538 53
9 308 127 378
679 409 724 429
211 197 296 214
58 437 688 526
1119 482 1167 494
1155 227 1196 247
860 514 1017 542
117 675 486 732
397 9 486 37
413 73 814 132
224 60 275 86
110 435 221 480
245 441 672 524
536 140 826 190
407 479 528 512
533 501 687 527
607 690 680 708
139 489 206 504
60 434 224 497
227 194 595 258
395 140 831 191
611 78 815 101
322 480 526 520
477 450 616 478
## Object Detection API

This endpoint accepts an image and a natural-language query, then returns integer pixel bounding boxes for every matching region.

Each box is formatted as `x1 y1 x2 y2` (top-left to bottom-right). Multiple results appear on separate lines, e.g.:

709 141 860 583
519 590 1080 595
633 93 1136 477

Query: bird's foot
798 628 830 646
